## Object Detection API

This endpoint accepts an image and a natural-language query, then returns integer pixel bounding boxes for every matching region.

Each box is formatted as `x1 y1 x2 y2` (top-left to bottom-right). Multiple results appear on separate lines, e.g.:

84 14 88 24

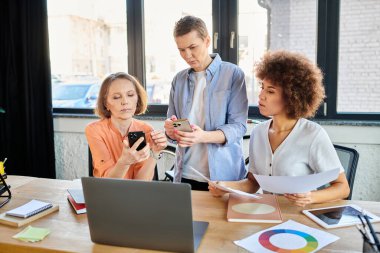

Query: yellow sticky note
0 162 4 175
13 226 50 242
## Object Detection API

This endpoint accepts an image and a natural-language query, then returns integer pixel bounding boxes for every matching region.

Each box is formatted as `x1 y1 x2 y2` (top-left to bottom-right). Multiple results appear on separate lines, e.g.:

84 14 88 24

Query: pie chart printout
259 229 318 253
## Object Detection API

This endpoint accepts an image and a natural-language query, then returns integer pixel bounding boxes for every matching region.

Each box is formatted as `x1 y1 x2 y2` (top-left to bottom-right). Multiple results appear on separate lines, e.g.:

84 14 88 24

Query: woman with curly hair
209 50 350 206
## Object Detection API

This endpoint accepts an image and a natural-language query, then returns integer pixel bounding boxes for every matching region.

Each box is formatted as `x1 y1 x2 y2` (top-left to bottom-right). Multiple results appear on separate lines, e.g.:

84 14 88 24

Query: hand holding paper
188 166 261 199
253 168 340 194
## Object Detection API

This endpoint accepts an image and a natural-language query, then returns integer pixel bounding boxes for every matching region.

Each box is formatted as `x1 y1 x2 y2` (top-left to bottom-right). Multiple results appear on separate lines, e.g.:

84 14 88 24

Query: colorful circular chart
259 229 318 253
232 203 275 215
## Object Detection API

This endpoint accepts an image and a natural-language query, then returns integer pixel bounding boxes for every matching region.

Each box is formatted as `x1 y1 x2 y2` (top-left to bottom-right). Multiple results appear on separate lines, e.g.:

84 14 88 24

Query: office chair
160 146 176 181
88 147 166 181
333 144 359 200
243 135 250 170
88 146 93 177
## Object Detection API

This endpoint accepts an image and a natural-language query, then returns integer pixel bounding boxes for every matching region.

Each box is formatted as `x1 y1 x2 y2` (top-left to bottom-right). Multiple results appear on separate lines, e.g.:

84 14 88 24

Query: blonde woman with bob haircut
86 72 167 180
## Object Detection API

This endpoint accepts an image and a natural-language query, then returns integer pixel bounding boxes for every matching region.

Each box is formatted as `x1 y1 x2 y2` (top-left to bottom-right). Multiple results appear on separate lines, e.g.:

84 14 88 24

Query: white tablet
303 204 380 229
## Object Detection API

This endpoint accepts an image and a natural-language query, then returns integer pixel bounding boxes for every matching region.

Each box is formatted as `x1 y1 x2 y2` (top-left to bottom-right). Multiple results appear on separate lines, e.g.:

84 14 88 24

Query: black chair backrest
88 146 93 177
152 165 159 181
333 144 359 200
243 135 251 169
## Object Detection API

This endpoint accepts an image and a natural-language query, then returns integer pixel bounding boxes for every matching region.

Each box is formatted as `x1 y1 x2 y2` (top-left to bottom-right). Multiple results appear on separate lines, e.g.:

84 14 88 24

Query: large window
48 0 379 120
48 0 128 109
144 0 212 105
238 0 267 106
337 0 380 113
238 0 317 106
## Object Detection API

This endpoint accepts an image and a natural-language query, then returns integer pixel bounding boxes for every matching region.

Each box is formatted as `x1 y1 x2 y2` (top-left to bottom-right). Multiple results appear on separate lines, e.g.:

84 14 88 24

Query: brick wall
338 0 380 112
269 0 380 112
270 0 316 62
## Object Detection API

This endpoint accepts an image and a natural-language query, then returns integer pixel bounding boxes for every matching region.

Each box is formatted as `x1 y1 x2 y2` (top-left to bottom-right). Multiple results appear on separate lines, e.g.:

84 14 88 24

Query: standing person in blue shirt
164 15 248 191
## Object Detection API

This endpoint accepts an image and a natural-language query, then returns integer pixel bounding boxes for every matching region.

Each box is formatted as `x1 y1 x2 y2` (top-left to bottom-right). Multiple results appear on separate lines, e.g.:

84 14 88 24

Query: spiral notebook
6 200 53 218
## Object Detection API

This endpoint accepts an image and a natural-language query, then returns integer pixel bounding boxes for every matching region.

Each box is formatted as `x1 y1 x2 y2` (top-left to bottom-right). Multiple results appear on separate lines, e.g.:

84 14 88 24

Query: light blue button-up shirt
167 54 248 182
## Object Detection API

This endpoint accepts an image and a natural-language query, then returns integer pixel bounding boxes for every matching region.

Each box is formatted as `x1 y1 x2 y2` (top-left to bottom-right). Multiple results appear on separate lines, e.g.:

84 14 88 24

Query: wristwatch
150 150 162 160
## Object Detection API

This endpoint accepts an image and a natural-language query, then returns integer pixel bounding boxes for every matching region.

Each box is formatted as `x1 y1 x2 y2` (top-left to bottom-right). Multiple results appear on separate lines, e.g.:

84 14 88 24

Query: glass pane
144 0 212 105
48 0 128 109
337 0 380 113
238 0 317 106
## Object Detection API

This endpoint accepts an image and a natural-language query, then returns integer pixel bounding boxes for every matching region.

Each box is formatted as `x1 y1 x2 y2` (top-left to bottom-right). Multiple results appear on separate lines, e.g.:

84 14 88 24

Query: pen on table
363 214 380 251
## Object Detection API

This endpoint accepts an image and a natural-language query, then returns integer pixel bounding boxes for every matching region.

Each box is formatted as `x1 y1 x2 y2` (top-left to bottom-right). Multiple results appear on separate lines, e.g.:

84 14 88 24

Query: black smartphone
127 131 146 151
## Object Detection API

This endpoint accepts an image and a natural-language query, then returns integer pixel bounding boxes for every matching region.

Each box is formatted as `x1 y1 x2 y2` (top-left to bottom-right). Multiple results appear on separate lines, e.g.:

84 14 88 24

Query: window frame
317 0 380 120
52 0 380 121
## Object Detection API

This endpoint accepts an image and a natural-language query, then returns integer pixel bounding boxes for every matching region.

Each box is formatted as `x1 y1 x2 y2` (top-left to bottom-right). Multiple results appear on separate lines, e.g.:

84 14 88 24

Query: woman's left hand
150 130 167 153
284 192 313 207
175 125 205 147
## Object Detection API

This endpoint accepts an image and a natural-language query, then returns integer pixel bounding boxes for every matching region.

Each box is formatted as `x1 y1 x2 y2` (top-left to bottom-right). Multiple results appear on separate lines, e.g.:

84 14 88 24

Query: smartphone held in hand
172 119 193 132
128 131 146 151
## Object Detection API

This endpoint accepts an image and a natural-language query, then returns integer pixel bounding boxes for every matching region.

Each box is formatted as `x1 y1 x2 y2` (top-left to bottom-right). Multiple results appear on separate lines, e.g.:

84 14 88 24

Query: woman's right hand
118 138 151 166
164 115 178 140
208 181 230 197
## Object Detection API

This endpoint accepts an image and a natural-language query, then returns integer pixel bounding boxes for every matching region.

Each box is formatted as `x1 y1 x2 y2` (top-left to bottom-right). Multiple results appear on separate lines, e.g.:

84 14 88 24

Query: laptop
81 177 209 253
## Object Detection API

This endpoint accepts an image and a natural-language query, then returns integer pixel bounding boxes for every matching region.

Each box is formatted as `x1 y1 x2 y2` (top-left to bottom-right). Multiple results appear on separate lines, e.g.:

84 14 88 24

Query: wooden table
0 176 379 253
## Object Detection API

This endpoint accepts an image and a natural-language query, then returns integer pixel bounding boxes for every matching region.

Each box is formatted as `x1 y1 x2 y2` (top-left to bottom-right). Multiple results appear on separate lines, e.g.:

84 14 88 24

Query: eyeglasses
0 173 11 208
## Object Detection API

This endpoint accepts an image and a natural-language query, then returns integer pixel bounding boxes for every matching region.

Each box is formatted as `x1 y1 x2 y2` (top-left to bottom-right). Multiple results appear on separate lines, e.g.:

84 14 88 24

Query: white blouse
249 118 344 176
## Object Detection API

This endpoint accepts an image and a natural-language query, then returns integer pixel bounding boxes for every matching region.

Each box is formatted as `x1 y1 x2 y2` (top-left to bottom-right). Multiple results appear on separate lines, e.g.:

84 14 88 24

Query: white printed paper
234 220 339 253
253 168 340 194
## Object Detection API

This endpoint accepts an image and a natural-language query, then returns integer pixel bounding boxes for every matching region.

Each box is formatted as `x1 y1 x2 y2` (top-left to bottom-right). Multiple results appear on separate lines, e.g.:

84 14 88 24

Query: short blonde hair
95 72 148 118
173 15 209 40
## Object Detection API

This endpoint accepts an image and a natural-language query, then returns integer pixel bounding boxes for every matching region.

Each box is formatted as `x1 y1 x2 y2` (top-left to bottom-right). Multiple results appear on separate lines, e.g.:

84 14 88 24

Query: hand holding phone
172 119 193 132
164 115 178 140
127 131 147 151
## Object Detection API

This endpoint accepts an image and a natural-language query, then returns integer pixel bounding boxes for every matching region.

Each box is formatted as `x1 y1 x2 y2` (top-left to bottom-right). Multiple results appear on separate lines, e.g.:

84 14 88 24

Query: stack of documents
67 189 86 214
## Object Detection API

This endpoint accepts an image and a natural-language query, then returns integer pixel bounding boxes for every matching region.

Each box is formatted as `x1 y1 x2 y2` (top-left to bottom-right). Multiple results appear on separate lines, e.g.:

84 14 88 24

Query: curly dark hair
255 50 325 119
